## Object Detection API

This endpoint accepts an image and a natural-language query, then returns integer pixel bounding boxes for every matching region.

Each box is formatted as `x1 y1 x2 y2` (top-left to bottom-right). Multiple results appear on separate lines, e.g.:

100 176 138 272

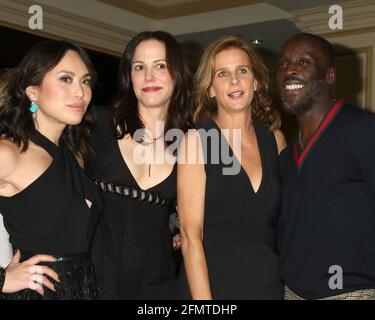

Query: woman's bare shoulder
0 138 20 180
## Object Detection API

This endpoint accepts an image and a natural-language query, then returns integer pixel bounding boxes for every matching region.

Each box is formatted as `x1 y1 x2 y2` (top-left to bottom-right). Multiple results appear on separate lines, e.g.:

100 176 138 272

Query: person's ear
326 66 336 85
209 86 216 98
25 86 38 101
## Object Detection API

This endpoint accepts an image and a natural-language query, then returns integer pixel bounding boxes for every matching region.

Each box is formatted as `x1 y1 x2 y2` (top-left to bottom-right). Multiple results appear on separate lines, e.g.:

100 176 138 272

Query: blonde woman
176 36 286 299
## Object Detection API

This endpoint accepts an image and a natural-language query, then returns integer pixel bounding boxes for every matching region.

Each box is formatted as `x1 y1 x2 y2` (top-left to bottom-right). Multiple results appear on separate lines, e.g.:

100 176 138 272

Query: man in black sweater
277 33 375 300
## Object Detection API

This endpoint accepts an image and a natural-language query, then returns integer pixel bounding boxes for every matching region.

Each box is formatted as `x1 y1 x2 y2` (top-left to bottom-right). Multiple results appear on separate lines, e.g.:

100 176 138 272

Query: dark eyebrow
277 53 312 62
277 57 288 65
297 53 313 59
58 70 75 75
57 70 91 78
131 59 166 65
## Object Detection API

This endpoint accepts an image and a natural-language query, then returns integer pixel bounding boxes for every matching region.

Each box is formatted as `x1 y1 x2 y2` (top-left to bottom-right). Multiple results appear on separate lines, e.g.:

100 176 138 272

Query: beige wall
294 0 375 112
1 0 374 111
0 0 293 56
324 29 375 111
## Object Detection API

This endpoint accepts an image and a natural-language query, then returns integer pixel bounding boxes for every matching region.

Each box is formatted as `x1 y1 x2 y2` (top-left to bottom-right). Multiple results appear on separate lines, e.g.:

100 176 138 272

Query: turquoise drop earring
29 100 38 119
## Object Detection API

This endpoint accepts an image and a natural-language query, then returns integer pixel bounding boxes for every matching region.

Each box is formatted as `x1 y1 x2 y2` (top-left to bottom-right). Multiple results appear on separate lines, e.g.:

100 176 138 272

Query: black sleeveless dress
85 107 177 299
176 119 283 299
0 131 102 300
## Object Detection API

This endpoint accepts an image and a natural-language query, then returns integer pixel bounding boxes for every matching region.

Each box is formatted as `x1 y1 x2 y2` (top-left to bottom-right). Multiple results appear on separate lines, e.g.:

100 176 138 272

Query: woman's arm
0 140 60 296
0 139 19 183
178 130 212 300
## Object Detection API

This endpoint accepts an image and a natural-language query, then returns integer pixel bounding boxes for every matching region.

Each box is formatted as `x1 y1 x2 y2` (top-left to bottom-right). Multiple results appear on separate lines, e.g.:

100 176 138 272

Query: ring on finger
28 265 44 275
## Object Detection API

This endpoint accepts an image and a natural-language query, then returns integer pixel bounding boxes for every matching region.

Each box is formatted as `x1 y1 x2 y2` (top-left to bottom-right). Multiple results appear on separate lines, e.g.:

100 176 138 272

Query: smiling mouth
283 80 306 91
285 84 305 90
228 91 244 98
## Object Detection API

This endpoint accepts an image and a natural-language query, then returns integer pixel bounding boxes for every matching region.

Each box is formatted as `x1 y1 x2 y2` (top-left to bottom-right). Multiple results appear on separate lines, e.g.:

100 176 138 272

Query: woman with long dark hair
85 31 194 299
0 40 102 299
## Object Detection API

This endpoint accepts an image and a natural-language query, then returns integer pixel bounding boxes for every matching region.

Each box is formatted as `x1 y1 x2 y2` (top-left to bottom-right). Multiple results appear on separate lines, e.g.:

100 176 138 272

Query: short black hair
285 33 335 67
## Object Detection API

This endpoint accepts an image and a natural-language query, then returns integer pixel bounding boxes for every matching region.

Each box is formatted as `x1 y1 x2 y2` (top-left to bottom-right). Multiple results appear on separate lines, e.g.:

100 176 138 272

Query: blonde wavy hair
193 35 280 130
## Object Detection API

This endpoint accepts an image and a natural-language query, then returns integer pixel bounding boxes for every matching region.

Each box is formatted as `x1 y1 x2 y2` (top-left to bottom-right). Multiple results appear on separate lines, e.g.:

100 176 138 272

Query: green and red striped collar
293 98 345 171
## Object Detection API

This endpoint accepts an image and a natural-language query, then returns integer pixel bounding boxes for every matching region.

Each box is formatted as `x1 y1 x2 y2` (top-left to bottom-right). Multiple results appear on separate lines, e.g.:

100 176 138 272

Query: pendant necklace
140 133 164 178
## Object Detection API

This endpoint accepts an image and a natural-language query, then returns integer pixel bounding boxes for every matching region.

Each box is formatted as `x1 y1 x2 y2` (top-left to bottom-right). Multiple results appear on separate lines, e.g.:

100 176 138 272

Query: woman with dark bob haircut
85 31 194 299
0 40 103 300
